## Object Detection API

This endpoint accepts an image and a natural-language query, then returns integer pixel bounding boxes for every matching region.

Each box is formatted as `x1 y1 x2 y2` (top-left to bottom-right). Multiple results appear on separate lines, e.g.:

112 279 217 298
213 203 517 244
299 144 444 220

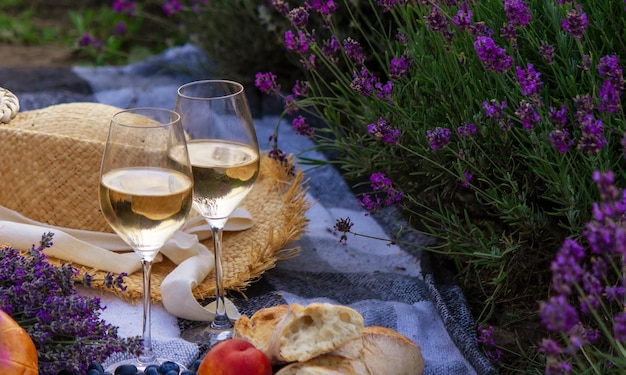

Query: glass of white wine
99 108 194 370
175 80 260 346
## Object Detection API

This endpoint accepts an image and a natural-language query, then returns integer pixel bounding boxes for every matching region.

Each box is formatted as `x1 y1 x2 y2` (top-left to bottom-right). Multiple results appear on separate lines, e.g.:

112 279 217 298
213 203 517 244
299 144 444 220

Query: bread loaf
234 302 365 364
276 326 425 375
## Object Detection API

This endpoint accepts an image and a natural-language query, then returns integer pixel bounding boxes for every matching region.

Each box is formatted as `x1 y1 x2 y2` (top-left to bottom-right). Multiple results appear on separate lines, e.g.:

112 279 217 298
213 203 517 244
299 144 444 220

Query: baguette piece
276 326 425 375
234 303 365 364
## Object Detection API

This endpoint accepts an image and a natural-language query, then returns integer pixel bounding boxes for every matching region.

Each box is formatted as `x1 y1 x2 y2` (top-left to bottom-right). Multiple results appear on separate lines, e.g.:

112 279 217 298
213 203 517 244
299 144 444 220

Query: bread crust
234 304 425 374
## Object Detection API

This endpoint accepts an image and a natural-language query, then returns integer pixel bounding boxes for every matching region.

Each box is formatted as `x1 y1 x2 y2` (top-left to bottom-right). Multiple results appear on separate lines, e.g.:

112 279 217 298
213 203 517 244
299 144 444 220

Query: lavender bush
539 170 626 374
250 0 626 372
0 233 142 375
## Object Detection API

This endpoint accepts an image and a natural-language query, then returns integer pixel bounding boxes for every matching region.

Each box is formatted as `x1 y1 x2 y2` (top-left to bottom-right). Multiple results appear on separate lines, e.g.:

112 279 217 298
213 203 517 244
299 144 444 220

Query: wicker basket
0 101 309 302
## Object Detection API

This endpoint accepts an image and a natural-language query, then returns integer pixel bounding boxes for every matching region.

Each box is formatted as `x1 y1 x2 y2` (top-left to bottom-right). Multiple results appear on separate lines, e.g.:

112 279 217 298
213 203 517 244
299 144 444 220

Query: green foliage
247 0 626 372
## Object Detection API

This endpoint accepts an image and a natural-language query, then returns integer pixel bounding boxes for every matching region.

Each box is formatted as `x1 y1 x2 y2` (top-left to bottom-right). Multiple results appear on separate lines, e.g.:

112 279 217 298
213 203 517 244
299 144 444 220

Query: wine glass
99 108 194 370
175 80 260 346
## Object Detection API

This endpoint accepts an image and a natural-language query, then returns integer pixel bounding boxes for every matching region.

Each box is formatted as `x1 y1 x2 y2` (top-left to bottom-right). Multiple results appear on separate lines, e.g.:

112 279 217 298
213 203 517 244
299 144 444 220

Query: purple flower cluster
0 233 141 375
514 100 540 130
597 55 624 114
515 63 543 97
539 170 626 372
475 325 503 364
389 53 414 79
358 172 403 214
561 4 588 40
292 115 315 137
333 217 354 246
426 127 452 150
367 117 400 144
504 0 531 28
255 72 281 95
474 36 513 73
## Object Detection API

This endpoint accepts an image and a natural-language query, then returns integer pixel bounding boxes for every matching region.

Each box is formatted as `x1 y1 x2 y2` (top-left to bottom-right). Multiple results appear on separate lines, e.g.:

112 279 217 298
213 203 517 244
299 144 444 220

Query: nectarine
198 338 272 375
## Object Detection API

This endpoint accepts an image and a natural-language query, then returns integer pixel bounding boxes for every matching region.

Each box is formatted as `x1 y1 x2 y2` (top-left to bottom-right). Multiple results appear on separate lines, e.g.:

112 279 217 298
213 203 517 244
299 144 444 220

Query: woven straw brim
0 102 310 303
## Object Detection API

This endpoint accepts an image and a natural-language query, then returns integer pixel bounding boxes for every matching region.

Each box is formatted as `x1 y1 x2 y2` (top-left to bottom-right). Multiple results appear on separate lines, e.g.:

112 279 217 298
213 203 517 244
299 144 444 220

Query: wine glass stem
210 226 231 330
139 258 158 364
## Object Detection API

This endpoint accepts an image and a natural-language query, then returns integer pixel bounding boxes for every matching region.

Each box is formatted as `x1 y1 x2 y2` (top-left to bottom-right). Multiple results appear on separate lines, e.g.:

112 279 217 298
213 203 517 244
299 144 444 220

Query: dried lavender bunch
0 232 142 375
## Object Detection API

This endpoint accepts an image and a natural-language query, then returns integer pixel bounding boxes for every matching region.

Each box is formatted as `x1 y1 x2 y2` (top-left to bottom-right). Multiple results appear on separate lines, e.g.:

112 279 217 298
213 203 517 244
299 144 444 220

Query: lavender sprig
0 232 142 375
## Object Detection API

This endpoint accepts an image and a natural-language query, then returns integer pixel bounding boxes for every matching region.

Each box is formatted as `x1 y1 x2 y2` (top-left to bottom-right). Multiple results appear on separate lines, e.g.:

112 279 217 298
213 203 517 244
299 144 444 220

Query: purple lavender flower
483 99 507 120
305 0 338 17
573 94 594 123
284 29 313 54
539 295 579 333
396 32 409 45
613 312 626 341
333 217 354 246
461 171 473 188
343 37 366 66
598 80 621 114
515 63 543 97
289 7 309 28
367 117 400 144
562 5 588 40
514 100 540 130
540 338 562 357
269 0 290 16
424 5 449 33
255 72 281 95
548 128 573 154
358 173 403 213
292 80 310 97
577 115 607 154
390 54 414 79
548 104 568 127
426 127 451 150
113 21 127 36
376 0 397 12
539 42 556 64
457 122 476 137
351 68 378 96
598 55 624 87
292 115 315 137
475 325 503 364
112 0 136 16
162 0 183 17
504 0 532 28
375 81 394 104
305 0 337 26
453 3 472 31
550 238 584 295
283 94 298 114
322 35 340 58
474 36 513 73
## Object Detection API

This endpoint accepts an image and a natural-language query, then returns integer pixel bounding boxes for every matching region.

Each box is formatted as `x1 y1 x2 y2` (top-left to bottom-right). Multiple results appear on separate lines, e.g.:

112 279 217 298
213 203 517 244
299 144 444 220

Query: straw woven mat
0 102 310 303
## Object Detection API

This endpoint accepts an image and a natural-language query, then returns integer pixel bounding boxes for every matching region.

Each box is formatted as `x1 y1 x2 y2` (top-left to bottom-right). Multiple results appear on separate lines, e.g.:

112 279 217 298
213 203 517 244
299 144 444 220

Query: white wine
100 167 193 259
187 140 260 219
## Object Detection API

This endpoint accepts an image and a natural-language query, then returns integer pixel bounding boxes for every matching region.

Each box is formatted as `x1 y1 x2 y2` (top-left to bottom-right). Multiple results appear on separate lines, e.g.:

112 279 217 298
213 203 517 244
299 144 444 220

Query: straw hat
0 94 309 302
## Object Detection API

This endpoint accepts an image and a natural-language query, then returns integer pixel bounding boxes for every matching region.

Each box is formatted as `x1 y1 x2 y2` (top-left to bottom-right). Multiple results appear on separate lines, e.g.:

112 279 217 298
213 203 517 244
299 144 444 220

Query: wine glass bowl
175 80 260 346
99 107 193 370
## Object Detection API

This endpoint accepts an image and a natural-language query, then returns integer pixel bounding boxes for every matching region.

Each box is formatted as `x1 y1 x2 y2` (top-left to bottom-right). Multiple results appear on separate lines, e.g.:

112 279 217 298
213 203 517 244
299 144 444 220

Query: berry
159 362 180 374
88 363 105 373
114 364 138 375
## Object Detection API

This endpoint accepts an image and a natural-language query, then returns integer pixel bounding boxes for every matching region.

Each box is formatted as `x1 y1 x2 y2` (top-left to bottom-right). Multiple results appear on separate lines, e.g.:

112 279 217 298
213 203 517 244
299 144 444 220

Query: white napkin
0 205 253 321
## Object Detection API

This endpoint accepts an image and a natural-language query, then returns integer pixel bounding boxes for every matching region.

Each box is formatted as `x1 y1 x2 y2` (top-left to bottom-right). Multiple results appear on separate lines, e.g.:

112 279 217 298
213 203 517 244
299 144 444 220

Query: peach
198 338 272 375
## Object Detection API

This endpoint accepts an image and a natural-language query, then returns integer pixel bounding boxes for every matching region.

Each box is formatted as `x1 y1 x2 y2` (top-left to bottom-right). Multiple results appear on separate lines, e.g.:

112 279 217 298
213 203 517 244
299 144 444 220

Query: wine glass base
181 323 233 348
105 357 187 373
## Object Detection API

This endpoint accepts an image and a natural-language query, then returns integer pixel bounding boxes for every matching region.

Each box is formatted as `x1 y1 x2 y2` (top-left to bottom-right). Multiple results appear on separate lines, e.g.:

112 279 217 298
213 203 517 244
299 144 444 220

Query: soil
0 44 77 67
